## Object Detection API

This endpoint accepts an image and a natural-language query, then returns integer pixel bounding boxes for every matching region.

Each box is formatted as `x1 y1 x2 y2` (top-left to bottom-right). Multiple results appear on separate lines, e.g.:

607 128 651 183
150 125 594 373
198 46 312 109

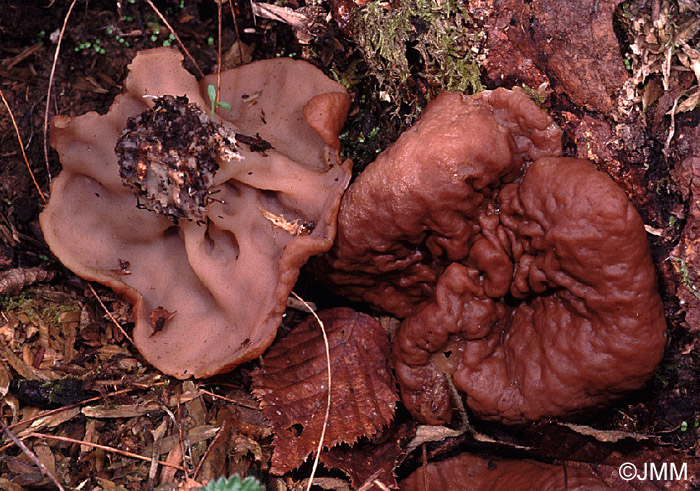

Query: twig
5 386 155 432
160 402 191 479
198 387 260 410
25 432 186 471
44 0 79 187
291 291 332 491
0 89 47 205
143 0 204 78
0 384 167 455
371 480 392 491
2 420 65 490
148 418 169 487
192 422 227 481
228 0 244 64
87 282 135 345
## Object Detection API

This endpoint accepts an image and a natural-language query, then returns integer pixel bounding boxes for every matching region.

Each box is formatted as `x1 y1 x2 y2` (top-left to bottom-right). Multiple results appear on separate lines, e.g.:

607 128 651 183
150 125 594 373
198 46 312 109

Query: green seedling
207 84 232 118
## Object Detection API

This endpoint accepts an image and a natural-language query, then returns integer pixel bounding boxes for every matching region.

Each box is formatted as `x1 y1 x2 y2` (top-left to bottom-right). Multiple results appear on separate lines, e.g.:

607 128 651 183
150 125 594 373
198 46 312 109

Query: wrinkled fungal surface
318 89 666 424
40 48 351 379
400 452 609 491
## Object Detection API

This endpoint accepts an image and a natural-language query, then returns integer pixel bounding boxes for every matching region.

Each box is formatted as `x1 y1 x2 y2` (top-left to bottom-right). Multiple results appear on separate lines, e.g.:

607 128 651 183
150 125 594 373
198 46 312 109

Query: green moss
1 291 79 327
519 84 549 108
355 0 484 114
671 257 700 300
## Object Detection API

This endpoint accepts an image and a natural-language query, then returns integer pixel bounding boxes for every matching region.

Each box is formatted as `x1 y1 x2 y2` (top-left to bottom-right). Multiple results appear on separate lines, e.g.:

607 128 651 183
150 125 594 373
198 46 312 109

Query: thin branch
291 291 332 491
198 387 260 410
143 0 204 78
228 0 244 64
87 282 135 345
192 422 226 481
0 89 47 205
25 432 186 471
2 420 65 491
44 0 79 188
0 385 167 455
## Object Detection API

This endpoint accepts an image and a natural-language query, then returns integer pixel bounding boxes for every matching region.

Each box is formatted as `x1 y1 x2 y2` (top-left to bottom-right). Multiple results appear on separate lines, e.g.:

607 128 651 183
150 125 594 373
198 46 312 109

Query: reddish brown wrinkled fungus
400 453 609 491
318 89 666 424
40 48 351 379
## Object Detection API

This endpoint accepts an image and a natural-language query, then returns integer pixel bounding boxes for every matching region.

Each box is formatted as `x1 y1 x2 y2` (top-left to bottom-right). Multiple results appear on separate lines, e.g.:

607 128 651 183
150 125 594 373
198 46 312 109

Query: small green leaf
216 101 232 111
208 84 217 104
200 475 263 491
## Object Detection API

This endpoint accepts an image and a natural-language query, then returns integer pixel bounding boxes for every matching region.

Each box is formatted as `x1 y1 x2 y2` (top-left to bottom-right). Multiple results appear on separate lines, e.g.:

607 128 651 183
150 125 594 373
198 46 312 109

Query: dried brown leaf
0 362 10 398
670 86 700 114
1 345 57 381
252 307 398 474
16 406 81 438
148 306 175 336
320 421 415 490
560 422 652 443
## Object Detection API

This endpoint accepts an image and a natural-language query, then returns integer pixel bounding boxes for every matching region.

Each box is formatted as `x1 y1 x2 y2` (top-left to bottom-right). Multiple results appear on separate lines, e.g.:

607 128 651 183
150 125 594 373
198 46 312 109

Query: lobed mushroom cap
317 89 666 424
40 48 351 379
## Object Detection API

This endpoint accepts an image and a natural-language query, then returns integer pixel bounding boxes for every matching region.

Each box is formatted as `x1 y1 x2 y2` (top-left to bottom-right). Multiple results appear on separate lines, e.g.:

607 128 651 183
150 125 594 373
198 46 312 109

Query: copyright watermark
618 462 688 481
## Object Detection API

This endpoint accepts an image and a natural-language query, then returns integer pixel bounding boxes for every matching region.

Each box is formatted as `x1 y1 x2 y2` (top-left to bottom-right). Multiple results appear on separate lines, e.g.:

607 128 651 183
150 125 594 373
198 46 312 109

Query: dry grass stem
198 387 260 410
291 291 332 491
228 0 245 64
44 0 78 188
0 89 47 205
87 282 135 345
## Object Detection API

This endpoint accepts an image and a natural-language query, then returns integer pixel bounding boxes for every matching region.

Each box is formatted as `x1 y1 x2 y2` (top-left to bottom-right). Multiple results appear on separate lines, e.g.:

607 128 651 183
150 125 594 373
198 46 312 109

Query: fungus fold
41 48 352 378
317 88 666 424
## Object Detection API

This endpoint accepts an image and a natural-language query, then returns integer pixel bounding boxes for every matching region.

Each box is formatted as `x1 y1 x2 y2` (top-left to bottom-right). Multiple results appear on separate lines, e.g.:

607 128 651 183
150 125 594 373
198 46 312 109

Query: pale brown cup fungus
317 89 666 425
40 48 352 379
